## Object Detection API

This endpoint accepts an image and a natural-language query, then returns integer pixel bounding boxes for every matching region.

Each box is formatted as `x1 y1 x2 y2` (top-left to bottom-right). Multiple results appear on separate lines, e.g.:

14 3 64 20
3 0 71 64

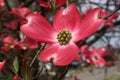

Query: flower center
57 30 72 45
94 55 98 60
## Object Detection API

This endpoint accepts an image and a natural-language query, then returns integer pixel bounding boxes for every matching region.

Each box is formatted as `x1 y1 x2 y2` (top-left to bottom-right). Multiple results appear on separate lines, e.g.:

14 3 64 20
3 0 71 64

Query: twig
104 5 120 19
24 0 35 7
32 65 45 79
29 44 47 67
57 66 69 80
4 0 11 11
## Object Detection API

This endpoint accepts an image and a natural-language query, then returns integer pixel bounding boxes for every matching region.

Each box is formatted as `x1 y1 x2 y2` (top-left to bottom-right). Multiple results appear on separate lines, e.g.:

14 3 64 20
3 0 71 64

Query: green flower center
57 30 72 45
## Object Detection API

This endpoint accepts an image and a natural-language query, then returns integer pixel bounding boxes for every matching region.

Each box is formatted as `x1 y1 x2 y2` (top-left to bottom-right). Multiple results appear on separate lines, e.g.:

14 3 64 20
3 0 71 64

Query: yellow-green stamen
57 30 72 45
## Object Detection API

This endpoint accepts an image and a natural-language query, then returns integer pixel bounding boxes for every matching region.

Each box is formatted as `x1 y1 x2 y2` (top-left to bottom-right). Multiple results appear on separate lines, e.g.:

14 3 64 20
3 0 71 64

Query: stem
29 44 47 67
4 0 11 11
32 65 45 79
57 66 69 80
104 5 120 19
66 0 71 7
48 0 57 13
66 0 69 7
24 0 35 7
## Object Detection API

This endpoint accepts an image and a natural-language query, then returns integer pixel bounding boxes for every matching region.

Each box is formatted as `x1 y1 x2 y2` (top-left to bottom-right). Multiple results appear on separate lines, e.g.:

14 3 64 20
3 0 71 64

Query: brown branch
24 0 35 7
104 4 120 19
4 0 11 11
57 66 69 80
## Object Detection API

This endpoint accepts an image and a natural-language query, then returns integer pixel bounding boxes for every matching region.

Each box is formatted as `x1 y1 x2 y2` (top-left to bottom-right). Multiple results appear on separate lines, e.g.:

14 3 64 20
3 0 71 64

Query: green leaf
13 57 19 74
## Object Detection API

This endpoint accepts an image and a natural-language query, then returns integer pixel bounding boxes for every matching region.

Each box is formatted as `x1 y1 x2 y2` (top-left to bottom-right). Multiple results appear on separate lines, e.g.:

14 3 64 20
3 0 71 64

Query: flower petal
13 75 19 80
56 0 66 7
0 0 5 8
73 8 105 42
15 38 38 50
3 36 13 43
39 43 79 66
92 57 106 66
20 13 57 43
98 48 107 57
53 4 82 32
37 0 50 8
0 60 6 72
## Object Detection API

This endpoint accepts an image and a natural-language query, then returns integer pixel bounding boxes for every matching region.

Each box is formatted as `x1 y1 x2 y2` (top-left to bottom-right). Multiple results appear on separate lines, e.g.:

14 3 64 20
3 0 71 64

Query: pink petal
53 4 82 32
10 7 30 19
5 19 20 30
13 75 19 80
79 45 90 60
0 60 6 72
1 45 11 52
98 48 107 57
93 57 106 66
0 0 5 8
79 45 88 54
15 38 38 50
3 36 13 43
56 0 66 7
89 48 107 57
39 43 79 66
37 0 50 8
3 36 18 45
98 10 118 27
21 13 57 43
74 8 105 42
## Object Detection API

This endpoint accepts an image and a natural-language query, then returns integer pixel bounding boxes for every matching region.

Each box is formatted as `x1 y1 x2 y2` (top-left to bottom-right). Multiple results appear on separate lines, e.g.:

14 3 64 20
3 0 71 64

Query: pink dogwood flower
20 4 105 66
99 9 118 27
80 46 107 66
85 8 118 27
87 48 107 66
1 36 18 52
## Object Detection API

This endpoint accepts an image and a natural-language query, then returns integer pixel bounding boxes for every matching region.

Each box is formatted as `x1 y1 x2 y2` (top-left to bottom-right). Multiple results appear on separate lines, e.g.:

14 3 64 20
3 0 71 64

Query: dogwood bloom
85 8 118 27
97 9 118 27
80 46 107 66
21 4 105 66
87 48 107 66
1 36 18 52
